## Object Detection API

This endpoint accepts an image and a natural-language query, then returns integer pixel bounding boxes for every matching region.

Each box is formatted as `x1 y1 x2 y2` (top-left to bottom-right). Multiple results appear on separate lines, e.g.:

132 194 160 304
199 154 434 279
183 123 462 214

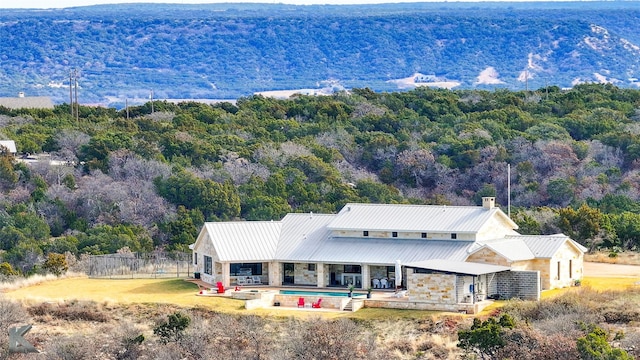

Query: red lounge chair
312 298 322 308
216 282 225 294
297 297 305 308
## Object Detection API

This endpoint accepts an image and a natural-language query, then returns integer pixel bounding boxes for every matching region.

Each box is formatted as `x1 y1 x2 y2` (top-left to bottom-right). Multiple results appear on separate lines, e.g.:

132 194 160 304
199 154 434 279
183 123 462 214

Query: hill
1 2 640 105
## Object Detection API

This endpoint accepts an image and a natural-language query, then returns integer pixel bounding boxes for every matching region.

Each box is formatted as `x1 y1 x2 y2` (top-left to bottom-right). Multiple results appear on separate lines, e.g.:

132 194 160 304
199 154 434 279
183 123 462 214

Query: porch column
316 262 325 288
222 262 230 288
269 261 282 286
361 264 370 290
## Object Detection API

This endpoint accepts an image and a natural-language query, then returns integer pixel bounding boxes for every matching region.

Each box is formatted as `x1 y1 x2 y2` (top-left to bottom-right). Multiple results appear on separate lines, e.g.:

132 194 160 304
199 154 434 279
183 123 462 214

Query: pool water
280 289 366 297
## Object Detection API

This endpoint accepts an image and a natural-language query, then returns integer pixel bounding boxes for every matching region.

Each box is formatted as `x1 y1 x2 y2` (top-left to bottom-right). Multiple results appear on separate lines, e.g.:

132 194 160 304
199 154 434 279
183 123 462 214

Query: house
191 198 586 312
0 140 17 154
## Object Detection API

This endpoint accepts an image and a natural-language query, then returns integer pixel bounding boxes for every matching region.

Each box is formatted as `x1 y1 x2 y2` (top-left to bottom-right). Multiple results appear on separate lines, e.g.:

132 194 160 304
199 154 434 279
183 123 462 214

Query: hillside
1 2 640 105
1 84 640 277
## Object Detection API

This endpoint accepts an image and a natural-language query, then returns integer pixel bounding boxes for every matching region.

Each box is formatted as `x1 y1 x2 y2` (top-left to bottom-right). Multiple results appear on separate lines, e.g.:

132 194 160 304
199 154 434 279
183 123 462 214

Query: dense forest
0 84 639 275
1 2 640 103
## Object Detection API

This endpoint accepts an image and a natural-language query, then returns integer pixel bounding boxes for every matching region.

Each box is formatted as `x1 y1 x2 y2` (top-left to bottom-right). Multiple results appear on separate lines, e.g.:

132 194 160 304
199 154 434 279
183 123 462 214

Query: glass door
283 263 295 284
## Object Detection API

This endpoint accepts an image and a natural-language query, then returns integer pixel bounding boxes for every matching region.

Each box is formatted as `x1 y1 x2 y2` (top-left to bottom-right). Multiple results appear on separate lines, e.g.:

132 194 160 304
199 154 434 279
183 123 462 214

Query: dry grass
585 251 640 265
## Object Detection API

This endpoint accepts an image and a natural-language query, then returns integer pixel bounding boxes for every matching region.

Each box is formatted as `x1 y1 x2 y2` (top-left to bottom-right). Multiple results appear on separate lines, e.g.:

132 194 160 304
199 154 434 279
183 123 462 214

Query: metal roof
508 234 587 258
0 97 54 109
471 237 536 261
326 203 517 233
300 237 473 265
275 213 335 261
405 259 511 275
202 221 281 262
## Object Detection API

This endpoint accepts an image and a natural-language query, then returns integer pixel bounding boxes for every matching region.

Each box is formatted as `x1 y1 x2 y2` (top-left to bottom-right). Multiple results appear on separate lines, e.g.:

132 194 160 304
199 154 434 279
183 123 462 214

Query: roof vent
482 197 496 209
18 92 25 98
310 211 313 218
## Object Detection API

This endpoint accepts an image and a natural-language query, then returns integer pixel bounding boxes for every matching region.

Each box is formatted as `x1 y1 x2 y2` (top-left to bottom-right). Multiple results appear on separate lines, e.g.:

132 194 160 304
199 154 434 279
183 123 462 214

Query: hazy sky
1 0 555 9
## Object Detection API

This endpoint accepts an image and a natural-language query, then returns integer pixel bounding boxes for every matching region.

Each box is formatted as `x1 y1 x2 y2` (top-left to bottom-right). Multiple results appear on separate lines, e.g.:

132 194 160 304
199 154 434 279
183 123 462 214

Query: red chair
297 297 305 308
216 282 225 294
312 298 322 308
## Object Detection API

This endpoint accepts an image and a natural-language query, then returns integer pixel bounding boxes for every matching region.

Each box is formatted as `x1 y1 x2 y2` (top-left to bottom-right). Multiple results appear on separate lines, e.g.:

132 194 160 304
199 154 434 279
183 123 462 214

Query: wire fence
88 251 193 279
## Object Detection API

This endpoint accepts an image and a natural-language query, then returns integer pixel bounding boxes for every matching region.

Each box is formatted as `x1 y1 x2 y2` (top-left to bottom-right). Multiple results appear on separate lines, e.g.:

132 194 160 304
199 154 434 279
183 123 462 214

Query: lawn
4 274 638 319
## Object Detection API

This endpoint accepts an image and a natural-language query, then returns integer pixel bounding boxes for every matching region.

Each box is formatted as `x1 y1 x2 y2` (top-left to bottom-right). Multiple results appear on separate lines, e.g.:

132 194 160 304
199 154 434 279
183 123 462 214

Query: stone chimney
482 197 495 209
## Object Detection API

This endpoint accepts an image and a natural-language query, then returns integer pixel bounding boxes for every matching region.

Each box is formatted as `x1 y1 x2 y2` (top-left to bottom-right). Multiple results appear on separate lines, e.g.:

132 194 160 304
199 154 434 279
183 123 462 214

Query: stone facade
408 273 457 304
293 262 317 285
550 241 583 289
466 247 510 267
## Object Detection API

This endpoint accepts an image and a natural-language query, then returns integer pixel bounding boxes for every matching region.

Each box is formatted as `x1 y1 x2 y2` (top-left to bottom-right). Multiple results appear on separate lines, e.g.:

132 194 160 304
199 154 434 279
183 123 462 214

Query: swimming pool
280 289 366 298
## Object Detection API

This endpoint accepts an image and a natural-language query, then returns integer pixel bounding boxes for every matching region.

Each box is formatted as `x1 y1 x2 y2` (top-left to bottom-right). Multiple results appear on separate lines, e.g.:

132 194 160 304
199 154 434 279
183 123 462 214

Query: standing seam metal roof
326 203 515 233
405 259 511 275
204 221 281 262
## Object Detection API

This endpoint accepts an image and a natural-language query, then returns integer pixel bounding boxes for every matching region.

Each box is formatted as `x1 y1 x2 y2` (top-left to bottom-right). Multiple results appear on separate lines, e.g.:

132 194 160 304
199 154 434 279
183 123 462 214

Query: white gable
196 221 281 262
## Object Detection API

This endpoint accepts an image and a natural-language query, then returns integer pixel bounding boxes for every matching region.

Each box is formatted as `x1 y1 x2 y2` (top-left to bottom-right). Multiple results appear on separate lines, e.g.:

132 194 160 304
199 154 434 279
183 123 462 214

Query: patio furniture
237 277 247 285
297 297 305 308
216 282 225 294
252 276 262 284
380 278 388 288
372 278 380 288
312 298 323 308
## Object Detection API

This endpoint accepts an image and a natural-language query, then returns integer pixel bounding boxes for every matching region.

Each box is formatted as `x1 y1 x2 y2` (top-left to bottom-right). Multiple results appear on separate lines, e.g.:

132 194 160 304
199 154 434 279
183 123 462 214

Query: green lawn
6 275 637 320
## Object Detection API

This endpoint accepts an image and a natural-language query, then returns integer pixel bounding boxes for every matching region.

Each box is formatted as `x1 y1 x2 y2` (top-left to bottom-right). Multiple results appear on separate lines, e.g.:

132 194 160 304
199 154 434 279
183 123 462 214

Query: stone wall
407 273 457 304
293 263 317 285
550 241 583 289
273 295 347 310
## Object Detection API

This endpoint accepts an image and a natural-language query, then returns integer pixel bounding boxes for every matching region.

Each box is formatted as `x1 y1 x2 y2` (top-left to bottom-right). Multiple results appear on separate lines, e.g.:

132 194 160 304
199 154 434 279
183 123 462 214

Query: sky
0 0 562 9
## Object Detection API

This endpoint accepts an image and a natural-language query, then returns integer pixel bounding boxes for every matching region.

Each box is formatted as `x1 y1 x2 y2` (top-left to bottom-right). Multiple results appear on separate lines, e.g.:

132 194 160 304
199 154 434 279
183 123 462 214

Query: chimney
18 92 25 98
482 197 495 209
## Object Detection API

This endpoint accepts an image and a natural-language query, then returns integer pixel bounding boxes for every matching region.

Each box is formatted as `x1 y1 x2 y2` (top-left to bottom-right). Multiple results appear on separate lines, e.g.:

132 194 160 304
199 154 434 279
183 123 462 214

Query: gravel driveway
584 262 640 277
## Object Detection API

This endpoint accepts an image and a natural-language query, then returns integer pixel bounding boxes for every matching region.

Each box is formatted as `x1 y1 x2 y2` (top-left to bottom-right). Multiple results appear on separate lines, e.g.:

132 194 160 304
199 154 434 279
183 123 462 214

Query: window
363 231 369 237
204 256 212 275
392 232 398 238
451 233 457 239
194 252 198 265
344 265 361 273
230 263 263 276
557 261 561 280
421 233 427 238
569 260 573 278
308 263 316 271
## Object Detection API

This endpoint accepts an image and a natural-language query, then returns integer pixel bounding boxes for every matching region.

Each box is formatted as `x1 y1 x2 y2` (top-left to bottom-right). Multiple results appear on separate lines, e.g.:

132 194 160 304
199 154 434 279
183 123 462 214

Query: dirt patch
584 262 640 277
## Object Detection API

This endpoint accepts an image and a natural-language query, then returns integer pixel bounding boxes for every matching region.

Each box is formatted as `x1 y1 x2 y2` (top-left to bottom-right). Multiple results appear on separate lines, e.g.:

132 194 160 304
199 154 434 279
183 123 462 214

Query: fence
88 251 192 279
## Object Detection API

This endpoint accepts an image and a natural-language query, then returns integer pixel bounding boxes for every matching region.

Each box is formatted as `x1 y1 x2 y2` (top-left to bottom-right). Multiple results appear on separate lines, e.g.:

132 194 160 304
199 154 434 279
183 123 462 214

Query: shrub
154 312 191 344
577 324 633 360
28 300 109 322
457 314 514 360
42 252 68 276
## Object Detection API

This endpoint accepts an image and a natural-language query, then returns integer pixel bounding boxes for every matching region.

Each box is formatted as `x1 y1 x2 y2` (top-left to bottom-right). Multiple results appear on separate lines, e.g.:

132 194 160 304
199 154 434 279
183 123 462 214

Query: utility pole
126 98 129 120
74 68 79 123
69 70 73 116
69 68 79 121
150 89 154 114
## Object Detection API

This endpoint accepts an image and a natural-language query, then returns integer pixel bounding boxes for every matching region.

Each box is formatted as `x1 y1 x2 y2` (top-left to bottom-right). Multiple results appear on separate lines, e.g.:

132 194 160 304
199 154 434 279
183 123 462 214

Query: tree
557 204 614 248
42 252 68 276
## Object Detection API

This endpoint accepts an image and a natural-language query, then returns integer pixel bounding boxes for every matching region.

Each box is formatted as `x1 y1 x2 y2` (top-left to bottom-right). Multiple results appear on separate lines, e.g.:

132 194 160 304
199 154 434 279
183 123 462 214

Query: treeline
0 84 640 275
